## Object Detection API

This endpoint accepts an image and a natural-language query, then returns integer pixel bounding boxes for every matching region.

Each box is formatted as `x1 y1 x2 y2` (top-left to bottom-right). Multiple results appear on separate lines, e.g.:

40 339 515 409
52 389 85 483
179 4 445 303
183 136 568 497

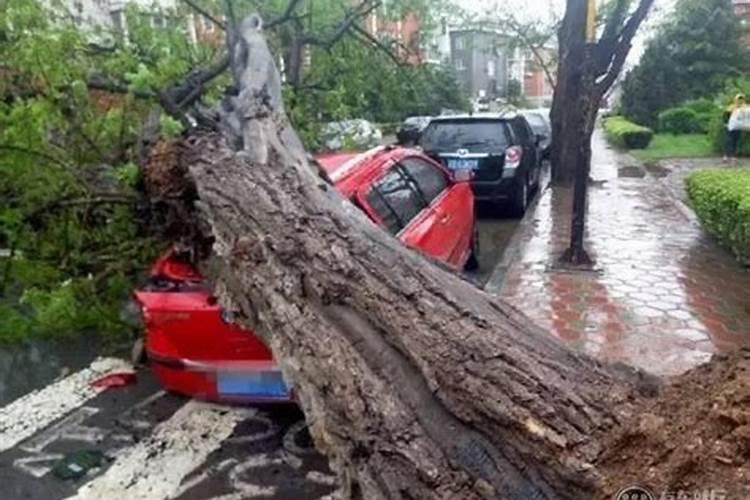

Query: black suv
419 113 542 215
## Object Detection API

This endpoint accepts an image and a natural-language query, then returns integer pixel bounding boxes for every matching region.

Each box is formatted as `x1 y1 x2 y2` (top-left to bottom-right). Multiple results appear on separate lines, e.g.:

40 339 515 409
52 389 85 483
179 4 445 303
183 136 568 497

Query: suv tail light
451 168 474 183
504 146 523 168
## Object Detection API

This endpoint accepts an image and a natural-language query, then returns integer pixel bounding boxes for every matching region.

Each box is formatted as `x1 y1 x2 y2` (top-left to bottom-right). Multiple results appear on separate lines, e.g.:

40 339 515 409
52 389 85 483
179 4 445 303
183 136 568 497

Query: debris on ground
90 372 137 390
52 449 106 480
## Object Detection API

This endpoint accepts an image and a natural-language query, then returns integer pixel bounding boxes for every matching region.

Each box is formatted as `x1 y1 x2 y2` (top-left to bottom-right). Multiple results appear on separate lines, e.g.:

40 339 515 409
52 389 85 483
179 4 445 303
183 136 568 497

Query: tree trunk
550 0 600 187
147 13 749 500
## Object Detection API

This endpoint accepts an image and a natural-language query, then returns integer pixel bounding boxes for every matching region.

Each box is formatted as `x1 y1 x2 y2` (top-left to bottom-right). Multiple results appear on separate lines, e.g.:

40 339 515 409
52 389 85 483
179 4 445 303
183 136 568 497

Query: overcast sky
450 0 679 66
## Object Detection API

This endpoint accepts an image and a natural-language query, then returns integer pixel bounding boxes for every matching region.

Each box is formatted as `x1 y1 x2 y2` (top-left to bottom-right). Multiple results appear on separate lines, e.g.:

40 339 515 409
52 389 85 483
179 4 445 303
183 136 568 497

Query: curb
644 159 701 227
484 179 549 295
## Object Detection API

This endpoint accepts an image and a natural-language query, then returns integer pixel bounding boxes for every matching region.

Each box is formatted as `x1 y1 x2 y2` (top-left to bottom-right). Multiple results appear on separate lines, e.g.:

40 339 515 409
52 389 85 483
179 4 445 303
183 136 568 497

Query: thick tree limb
265 0 306 29
594 0 655 95
300 0 380 49
351 25 405 65
176 15 659 499
86 74 157 99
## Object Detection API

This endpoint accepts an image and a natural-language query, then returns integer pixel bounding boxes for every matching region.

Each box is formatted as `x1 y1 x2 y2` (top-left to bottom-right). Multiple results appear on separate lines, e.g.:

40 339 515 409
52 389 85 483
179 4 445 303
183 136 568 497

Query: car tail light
451 168 474 183
504 146 522 167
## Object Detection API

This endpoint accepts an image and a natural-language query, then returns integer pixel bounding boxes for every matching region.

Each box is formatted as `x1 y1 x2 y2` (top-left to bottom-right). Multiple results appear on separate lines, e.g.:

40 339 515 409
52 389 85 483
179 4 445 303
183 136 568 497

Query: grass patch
631 133 714 162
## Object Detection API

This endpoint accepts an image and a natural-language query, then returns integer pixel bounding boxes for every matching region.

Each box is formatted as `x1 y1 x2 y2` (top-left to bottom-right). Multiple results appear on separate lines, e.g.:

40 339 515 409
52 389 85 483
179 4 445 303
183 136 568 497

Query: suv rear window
420 120 510 153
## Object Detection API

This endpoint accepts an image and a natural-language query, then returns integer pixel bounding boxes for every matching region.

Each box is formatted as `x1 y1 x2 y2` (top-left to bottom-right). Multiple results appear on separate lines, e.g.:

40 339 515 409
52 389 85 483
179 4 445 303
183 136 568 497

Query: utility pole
562 0 595 266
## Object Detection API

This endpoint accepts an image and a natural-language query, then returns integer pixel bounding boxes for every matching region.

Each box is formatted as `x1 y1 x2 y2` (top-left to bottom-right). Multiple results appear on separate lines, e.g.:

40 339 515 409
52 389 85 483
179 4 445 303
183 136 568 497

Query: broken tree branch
594 0 655 95
265 0 306 29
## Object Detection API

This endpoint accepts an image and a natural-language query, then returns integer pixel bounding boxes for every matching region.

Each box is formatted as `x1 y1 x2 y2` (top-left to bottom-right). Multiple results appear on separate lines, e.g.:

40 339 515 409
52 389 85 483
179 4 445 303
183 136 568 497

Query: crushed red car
135 146 477 403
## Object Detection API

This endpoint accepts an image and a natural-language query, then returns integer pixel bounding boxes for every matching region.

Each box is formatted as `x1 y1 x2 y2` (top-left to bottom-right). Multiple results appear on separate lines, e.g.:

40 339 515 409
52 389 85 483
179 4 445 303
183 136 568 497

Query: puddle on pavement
617 165 646 178
644 163 671 178
0 336 103 406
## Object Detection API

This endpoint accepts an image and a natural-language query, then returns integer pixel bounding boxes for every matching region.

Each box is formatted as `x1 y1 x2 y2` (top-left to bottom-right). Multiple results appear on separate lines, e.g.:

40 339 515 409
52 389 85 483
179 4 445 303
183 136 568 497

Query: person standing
724 94 747 162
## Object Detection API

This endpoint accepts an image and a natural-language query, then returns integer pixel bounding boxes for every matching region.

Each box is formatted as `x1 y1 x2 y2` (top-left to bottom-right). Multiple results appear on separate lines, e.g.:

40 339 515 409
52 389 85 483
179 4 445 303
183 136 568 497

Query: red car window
366 165 426 234
399 157 448 205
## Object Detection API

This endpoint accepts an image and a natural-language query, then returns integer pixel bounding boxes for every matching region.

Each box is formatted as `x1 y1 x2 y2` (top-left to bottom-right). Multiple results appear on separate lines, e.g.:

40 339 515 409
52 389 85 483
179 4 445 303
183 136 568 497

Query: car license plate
447 158 479 170
217 370 290 399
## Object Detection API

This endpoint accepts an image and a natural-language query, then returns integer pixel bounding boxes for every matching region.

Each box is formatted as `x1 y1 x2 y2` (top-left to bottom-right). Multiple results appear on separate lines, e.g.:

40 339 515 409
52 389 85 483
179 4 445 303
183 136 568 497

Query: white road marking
0 357 133 453
67 401 252 500
174 458 238 497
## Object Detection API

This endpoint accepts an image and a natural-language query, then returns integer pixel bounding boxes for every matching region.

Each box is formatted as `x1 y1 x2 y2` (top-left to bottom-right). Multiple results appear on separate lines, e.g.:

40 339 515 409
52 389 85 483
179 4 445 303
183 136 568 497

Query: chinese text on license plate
447 158 479 170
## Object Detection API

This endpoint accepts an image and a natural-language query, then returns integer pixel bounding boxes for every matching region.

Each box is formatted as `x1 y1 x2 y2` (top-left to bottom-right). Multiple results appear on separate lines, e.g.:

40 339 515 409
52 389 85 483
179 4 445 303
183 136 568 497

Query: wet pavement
0 338 102 406
486 130 750 376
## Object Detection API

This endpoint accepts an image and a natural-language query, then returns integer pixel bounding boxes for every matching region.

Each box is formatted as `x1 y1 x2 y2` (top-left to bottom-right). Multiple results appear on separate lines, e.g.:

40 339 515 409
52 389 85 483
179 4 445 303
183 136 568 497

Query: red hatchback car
135 146 477 403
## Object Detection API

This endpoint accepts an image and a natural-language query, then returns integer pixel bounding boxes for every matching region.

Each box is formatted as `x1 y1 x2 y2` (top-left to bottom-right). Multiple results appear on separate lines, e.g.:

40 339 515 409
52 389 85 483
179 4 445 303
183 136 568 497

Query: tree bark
145 12 748 500
550 0 655 186
167 14 658 500
550 0 599 187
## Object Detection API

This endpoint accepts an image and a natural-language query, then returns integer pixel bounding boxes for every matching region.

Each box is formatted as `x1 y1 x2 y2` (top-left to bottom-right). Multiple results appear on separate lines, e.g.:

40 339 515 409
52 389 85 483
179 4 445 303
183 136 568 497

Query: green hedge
604 116 654 149
658 107 702 134
686 168 750 265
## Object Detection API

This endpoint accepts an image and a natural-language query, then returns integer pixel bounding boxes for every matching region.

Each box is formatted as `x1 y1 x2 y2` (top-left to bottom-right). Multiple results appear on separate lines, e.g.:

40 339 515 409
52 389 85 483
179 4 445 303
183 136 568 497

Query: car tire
510 174 529 217
465 225 480 271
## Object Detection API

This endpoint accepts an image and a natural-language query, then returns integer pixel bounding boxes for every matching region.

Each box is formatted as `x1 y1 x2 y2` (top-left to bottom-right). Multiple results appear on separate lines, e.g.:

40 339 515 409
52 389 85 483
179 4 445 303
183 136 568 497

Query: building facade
449 29 510 100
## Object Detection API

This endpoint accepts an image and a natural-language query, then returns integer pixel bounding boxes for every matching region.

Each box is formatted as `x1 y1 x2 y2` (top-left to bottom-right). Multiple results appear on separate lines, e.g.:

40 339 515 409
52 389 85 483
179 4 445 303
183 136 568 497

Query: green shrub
686 168 750 265
658 107 701 134
603 116 654 149
683 98 719 115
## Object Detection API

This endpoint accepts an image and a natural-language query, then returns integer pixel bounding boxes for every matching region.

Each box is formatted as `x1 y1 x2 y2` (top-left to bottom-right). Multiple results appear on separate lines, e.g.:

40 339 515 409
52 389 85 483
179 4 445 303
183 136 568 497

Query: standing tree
140 9 749 500
620 0 749 127
549 0 654 264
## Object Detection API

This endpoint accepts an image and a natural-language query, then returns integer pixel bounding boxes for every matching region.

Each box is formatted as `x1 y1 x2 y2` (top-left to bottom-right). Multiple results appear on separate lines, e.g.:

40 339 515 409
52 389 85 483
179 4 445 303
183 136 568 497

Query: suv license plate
447 158 479 170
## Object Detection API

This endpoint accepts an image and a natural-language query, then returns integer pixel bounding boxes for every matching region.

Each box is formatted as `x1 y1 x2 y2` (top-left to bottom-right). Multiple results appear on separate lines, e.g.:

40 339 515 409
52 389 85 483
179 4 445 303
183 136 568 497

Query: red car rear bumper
147 350 295 404
135 285 294 404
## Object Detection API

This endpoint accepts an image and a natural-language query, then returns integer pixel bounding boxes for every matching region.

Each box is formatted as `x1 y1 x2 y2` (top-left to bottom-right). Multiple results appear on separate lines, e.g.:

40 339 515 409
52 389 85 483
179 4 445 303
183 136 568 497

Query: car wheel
511 174 529 217
464 225 480 271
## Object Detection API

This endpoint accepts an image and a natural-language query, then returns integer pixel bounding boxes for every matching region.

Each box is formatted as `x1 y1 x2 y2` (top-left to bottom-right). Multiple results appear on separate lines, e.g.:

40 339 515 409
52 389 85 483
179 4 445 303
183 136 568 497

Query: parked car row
135 110 551 405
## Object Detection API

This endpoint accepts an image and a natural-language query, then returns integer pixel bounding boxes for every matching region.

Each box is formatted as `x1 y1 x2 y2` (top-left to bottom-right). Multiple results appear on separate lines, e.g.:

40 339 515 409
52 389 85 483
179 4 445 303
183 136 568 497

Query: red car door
359 156 474 269
399 156 474 268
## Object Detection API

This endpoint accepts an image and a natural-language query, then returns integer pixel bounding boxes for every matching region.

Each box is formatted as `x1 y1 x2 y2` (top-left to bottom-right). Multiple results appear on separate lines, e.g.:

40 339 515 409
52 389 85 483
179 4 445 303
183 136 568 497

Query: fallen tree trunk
146 14 750 500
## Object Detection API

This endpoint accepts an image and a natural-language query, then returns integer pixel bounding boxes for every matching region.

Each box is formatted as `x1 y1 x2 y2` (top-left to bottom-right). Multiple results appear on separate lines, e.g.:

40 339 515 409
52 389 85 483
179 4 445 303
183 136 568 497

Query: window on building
455 37 464 50
487 60 496 77
455 58 465 71
111 10 124 32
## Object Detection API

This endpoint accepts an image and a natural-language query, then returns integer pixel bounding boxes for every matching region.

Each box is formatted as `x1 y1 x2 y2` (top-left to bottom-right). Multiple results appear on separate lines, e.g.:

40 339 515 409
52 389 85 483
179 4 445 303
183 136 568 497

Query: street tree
549 0 655 265
144 10 748 500
620 0 749 127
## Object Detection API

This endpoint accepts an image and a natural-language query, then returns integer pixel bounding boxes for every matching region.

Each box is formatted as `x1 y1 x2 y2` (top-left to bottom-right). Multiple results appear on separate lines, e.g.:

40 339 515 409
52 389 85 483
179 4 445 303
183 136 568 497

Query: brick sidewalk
486 130 750 376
